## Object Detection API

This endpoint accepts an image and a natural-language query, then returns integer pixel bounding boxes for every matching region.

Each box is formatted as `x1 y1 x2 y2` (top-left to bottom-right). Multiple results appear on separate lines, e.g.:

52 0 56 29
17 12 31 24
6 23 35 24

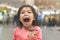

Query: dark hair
17 5 40 27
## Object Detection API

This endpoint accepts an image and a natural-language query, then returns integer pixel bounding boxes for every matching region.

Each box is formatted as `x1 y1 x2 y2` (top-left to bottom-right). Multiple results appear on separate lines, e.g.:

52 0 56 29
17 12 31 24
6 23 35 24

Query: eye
28 11 32 14
21 12 25 14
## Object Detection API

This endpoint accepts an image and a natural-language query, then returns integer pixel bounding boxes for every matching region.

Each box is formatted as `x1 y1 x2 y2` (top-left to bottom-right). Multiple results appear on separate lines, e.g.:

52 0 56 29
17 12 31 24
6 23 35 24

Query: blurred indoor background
0 0 60 40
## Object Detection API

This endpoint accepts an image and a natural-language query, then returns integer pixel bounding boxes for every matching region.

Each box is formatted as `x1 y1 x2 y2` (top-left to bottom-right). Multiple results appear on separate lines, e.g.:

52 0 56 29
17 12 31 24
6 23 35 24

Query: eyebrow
21 10 32 12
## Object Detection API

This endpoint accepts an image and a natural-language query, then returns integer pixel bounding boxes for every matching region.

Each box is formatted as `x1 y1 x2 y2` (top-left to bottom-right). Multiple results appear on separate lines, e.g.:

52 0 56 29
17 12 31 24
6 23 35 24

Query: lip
22 17 30 25
23 22 30 26
23 18 30 22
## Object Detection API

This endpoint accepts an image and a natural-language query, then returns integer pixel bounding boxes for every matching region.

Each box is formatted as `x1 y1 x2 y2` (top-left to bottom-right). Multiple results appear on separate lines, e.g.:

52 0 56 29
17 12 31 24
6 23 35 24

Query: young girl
13 5 42 40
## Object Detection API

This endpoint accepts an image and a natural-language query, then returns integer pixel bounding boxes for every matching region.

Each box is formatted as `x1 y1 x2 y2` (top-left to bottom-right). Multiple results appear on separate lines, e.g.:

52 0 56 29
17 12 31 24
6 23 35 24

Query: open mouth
23 18 30 22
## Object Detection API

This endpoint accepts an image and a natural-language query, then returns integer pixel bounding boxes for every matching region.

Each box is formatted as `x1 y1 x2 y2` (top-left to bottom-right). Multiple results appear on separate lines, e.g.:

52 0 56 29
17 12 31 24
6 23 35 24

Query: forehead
21 7 32 11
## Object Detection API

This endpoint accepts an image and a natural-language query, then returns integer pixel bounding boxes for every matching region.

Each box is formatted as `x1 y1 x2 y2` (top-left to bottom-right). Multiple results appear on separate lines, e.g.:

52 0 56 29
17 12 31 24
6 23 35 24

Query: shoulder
13 26 21 32
34 26 42 31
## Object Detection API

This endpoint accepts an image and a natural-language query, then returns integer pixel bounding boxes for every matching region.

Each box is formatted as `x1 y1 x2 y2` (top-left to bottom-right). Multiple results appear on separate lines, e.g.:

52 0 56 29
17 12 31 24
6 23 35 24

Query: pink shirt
13 26 42 40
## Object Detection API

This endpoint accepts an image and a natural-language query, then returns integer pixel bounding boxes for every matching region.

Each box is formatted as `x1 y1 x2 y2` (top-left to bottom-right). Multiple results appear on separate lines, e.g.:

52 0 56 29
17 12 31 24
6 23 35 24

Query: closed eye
21 12 25 14
28 12 32 14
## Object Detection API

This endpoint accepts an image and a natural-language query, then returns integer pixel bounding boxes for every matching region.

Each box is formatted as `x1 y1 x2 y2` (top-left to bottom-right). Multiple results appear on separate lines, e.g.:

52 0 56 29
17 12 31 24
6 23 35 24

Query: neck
22 25 34 30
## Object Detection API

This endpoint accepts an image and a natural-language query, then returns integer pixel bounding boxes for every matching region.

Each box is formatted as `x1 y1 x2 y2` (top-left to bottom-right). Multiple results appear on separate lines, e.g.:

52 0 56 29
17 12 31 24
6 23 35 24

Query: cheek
30 15 35 20
19 15 23 21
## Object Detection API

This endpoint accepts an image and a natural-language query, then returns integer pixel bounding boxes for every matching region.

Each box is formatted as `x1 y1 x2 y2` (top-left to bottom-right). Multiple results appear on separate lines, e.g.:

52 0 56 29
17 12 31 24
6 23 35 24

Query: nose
24 12 28 16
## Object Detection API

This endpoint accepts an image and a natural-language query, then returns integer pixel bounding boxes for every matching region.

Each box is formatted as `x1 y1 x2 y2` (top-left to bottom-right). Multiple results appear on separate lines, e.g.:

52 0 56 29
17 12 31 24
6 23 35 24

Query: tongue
23 18 30 22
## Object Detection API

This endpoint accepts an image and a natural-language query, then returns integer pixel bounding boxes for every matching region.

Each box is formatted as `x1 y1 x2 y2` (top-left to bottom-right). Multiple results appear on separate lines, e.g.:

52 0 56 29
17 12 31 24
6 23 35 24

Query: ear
33 18 35 20
33 16 35 20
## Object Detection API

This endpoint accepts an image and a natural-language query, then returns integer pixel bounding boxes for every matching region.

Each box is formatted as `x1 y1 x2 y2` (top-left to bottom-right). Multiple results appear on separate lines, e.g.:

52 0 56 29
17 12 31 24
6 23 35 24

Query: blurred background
0 0 60 40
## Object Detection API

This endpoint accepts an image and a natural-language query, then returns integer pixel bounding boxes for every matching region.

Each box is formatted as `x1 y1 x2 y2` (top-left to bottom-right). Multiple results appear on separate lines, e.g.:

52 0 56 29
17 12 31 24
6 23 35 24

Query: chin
24 25 29 27
23 25 31 27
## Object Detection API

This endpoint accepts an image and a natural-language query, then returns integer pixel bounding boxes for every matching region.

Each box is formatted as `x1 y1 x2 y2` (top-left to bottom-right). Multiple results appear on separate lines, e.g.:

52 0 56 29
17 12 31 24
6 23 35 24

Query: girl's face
19 7 35 27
